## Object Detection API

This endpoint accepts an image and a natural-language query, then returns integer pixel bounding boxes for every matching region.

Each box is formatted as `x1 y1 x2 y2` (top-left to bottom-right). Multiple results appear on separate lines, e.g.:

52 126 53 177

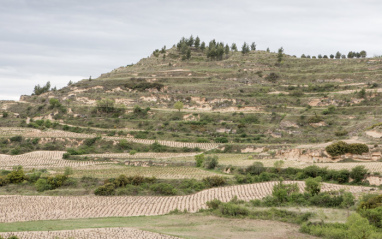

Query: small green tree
250 42 256 51
273 160 284 172
350 165 368 183
305 176 322 196
49 98 61 108
335 51 341 59
204 155 219 169
346 213 375 239
359 88 366 98
194 36 200 49
277 47 284 63
225 44 230 55
231 43 238 51
360 50 367 58
241 42 250 54
174 101 184 112
33 81 51 95
200 41 206 51
96 98 115 113
195 154 205 167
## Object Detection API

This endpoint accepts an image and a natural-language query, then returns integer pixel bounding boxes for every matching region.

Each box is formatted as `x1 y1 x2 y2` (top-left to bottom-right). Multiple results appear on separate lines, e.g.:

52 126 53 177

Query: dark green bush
218 202 249 217
6 167 25 184
350 166 368 183
246 162 266 175
203 176 226 187
214 137 228 143
150 183 177 195
10 135 23 142
325 141 369 156
94 183 116 196
206 199 222 210
204 155 219 169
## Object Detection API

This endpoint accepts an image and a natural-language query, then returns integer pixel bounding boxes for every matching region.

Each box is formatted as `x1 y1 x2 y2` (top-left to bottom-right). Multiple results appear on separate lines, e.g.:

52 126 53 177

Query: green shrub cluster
202 176 226 187
325 141 369 156
236 164 369 185
35 175 68 192
300 213 382 239
206 198 313 224
251 180 355 208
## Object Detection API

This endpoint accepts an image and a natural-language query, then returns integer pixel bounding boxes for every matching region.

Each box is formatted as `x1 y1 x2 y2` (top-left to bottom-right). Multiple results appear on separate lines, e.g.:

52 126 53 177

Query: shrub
6 166 25 184
359 207 382 228
347 143 369 155
179 179 205 193
49 98 61 108
10 135 23 142
203 155 219 169
129 150 137 155
62 153 71 159
246 162 266 175
195 154 205 167
150 183 177 195
203 176 226 187
35 178 51 192
119 139 132 150
326 141 369 156
358 194 382 210
218 202 249 217
350 166 368 183
46 175 68 188
84 137 99 146
96 98 115 113
150 141 166 152
214 137 228 143
303 165 327 178
0 176 10 186
305 177 322 196
94 183 116 196
206 199 222 210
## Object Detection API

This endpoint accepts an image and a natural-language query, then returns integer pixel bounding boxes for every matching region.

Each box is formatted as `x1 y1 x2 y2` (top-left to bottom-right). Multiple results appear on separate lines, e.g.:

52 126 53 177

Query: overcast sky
1 0 382 100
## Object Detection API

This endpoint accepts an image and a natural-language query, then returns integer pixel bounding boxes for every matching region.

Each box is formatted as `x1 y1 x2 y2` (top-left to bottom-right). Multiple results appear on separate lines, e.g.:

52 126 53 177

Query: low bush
203 176 226 187
203 155 219 169
94 183 116 196
325 141 369 157
150 183 177 195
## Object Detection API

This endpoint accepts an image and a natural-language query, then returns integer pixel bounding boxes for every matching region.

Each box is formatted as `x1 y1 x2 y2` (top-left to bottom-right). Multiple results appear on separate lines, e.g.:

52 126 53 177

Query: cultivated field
0 151 102 170
0 227 179 239
69 164 224 179
0 181 375 223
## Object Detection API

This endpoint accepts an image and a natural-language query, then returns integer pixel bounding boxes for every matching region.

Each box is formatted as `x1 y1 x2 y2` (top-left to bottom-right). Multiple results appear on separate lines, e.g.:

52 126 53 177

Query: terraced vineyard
70 164 224 179
0 228 179 239
1 37 382 238
0 181 375 223
0 151 102 170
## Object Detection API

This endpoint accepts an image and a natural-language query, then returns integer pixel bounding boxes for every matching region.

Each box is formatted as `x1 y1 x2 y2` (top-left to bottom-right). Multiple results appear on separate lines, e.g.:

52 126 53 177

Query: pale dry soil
0 214 317 239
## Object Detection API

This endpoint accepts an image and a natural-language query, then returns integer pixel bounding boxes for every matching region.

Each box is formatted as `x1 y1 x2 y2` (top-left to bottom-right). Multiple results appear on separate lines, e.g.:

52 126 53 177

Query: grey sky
1 0 381 100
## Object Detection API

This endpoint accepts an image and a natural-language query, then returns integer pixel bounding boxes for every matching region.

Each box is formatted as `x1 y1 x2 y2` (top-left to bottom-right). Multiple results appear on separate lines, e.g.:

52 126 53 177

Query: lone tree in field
174 101 184 112
250 42 256 51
